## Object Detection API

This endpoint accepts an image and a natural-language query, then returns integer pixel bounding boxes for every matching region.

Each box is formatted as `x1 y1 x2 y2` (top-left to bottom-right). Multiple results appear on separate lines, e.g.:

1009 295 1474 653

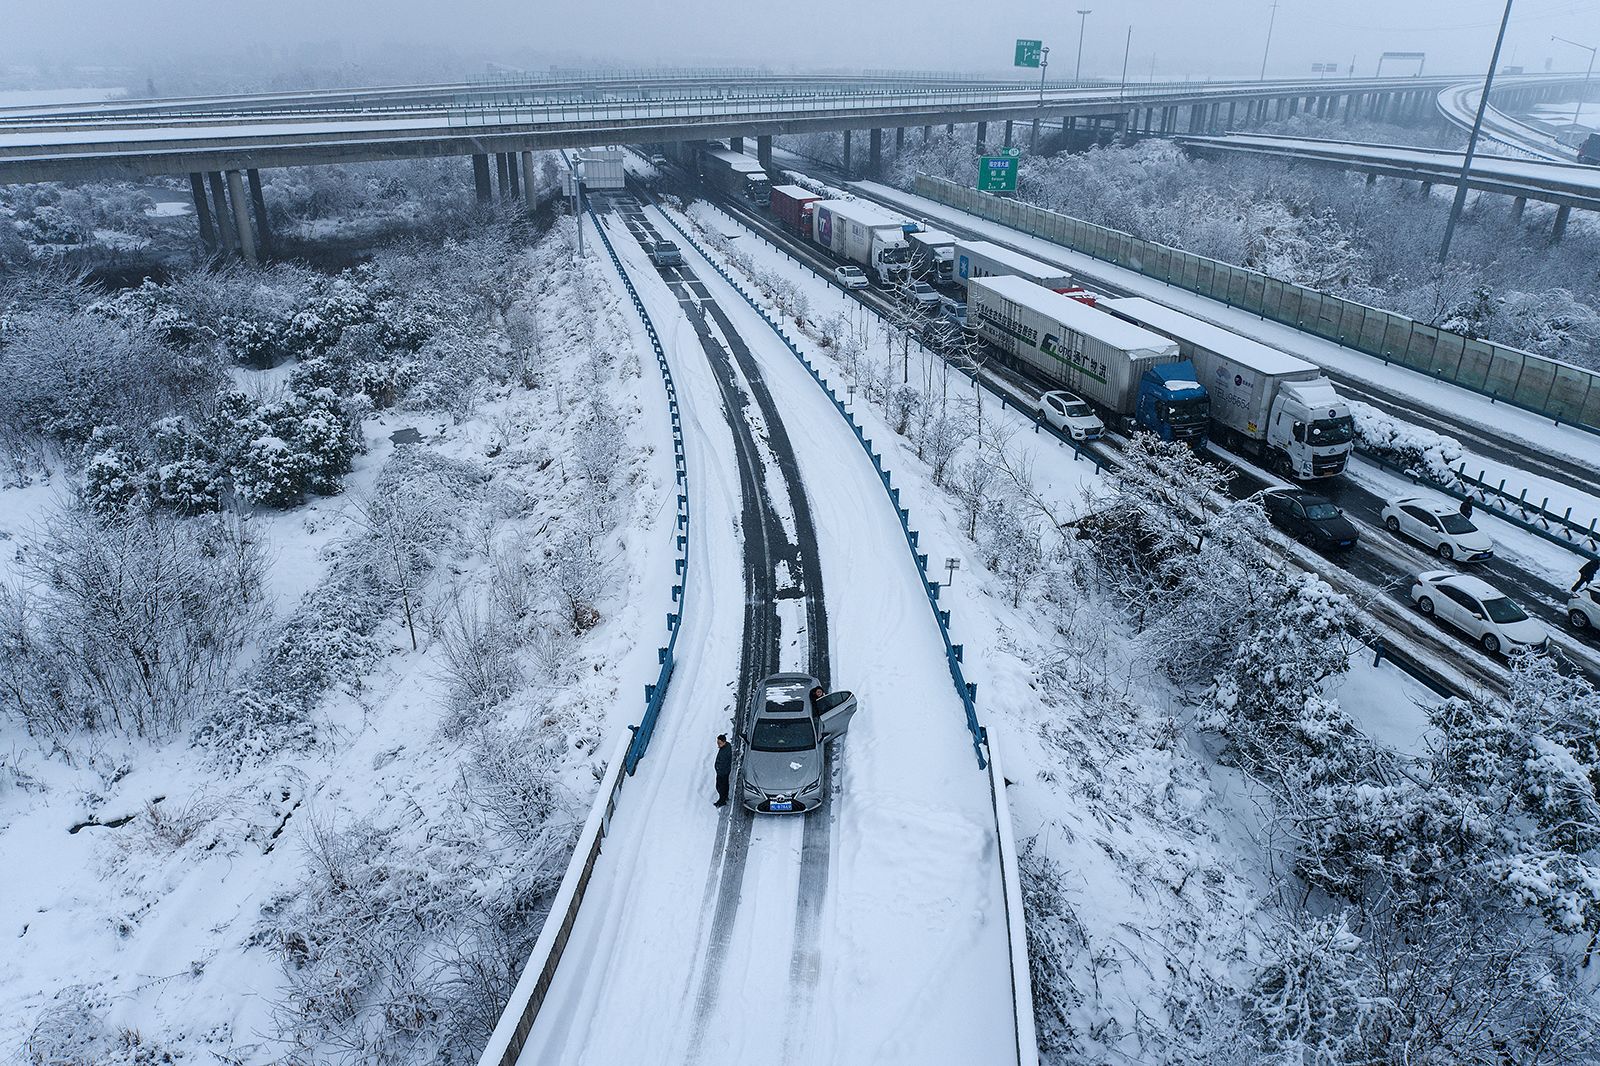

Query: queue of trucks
689 140 1356 479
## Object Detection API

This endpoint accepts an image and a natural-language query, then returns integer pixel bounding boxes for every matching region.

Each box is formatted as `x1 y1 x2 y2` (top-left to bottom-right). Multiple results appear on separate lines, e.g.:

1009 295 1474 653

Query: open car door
816 691 857 741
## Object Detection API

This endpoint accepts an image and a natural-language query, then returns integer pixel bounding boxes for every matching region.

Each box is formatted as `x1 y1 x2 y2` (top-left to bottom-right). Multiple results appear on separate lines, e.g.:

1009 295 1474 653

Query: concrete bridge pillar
923 125 932 141
843 129 852 175
207 171 235 255
521 150 536 210
472 153 492 203
896 127 905 151
1143 106 1154 131
506 152 521 199
1226 100 1237 128
189 173 217 254
1003 119 1013 146
495 153 510 200
225 170 258 265
757 135 772 168
1365 172 1378 187
1288 97 1300 117
1554 204 1572 240
975 120 987 152
246 168 271 258
730 135 743 154
869 128 883 174
1512 195 1527 220
1419 181 1432 196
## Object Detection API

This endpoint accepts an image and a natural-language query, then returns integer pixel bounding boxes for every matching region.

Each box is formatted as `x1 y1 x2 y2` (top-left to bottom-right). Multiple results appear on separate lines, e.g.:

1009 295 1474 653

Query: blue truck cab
1135 361 1211 446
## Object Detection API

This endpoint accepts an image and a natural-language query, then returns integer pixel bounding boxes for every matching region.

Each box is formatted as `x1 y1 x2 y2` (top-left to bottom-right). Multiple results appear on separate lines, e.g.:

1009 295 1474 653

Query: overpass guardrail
914 175 1600 436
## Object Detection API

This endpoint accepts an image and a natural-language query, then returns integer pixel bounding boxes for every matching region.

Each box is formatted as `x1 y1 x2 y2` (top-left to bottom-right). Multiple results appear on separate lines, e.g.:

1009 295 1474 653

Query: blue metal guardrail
580 194 693 773
645 198 992 767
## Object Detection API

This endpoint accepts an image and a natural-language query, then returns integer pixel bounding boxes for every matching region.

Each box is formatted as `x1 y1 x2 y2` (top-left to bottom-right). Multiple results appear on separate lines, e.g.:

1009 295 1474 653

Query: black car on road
1261 489 1359 551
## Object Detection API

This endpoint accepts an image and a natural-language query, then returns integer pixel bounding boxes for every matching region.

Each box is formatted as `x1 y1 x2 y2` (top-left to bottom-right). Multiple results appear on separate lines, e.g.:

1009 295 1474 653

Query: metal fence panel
1483 346 1525 397
1549 364 1595 422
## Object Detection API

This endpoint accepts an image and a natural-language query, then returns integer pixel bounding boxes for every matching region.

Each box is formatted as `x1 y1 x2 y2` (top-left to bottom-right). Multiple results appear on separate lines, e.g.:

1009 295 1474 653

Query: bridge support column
946 122 955 136
1288 97 1299 117
1143 107 1154 132
730 135 743 153
1226 101 1237 128
1512 195 1527 221
843 129 852 175
896 127 905 151
225 170 257 265
472 153 492 203
923 124 932 141
494 153 509 200
1343 94 1356 124
975 120 987 152
506 151 521 199
207 171 236 255
869 127 883 175
1003 119 1013 146
756 135 772 168
246 168 271 258
1419 181 1432 196
521 150 536 211
1366 172 1377 187
1554 204 1572 240
189 173 217 254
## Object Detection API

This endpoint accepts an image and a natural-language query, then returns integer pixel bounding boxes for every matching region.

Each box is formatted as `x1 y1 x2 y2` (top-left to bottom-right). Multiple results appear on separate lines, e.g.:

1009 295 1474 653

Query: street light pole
1033 44 1051 150
1440 0 1516 263
1260 0 1279 80
1075 9 1093 82
1120 26 1133 101
1552 35 1597 140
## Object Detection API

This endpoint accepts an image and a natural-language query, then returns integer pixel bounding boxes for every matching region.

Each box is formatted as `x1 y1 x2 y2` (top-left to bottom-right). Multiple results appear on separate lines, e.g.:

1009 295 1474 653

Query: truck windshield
751 717 816 752
881 246 911 263
1308 416 1354 445
1163 398 1210 425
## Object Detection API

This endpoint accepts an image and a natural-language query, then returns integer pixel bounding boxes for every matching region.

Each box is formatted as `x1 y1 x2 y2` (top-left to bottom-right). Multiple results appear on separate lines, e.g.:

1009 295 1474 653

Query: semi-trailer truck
1101 297 1353 478
770 184 823 238
810 199 915 284
908 228 956 282
967 276 1210 444
701 147 771 203
954 240 1075 293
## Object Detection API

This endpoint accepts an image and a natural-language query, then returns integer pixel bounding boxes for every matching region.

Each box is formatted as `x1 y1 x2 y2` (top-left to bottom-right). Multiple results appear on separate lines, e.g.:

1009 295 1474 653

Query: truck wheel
1572 608 1592 630
1481 633 1501 654
1417 596 1435 616
1385 516 1400 534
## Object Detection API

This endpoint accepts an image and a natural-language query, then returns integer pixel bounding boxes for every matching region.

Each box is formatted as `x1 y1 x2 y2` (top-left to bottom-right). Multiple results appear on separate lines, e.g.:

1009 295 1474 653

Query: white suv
1569 581 1599 631
833 265 869 289
1037 390 1104 441
1411 570 1549 655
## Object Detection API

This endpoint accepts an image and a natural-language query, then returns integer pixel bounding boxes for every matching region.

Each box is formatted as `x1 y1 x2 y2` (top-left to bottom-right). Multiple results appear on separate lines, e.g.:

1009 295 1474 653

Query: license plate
770 801 793 812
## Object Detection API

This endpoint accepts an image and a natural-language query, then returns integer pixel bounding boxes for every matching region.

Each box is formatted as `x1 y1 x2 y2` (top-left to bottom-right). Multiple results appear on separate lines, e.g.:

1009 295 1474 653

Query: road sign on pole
1015 39 1044 68
977 154 1018 192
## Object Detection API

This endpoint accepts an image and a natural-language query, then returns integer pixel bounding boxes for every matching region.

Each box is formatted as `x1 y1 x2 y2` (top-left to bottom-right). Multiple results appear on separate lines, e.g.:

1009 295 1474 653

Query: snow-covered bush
1347 400 1464 485
1245 912 1373 1063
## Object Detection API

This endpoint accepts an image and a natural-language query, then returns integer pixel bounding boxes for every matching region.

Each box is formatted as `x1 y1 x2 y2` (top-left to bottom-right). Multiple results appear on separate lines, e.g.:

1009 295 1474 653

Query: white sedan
833 265 869 289
1410 570 1549 655
1570 581 1599 631
1037 390 1104 441
1381 494 1494 562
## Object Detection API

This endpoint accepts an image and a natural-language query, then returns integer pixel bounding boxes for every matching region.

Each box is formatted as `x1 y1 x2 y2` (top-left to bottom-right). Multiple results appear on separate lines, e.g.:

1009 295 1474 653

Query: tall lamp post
1551 35 1597 140
1075 9 1093 82
1439 0 1516 263
1260 0 1279 80
1120 26 1133 101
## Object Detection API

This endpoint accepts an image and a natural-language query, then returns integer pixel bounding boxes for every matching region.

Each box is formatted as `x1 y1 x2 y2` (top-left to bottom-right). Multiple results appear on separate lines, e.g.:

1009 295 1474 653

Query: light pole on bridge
1075 10 1093 82
1259 0 1279 80
1551 35 1597 143
1439 0 1516 264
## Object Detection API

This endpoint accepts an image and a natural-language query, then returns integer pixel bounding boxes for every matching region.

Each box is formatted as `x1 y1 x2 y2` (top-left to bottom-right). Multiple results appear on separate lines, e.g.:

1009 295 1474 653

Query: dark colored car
1261 489 1359 550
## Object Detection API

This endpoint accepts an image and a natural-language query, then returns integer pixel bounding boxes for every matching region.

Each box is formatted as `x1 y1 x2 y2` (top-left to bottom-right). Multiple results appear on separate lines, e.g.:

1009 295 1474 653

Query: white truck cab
1268 378 1355 479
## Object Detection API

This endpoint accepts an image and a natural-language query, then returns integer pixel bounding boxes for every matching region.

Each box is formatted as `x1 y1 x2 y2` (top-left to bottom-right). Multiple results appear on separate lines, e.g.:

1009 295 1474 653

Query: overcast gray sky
8 0 1600 85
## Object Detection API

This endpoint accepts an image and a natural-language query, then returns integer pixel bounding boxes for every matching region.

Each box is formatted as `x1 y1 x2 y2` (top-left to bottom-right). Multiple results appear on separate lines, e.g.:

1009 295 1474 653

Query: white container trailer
967 277 1210 444
954 240 1074 292
1101 297 1354 478
573 149 626 190
810 199 914 283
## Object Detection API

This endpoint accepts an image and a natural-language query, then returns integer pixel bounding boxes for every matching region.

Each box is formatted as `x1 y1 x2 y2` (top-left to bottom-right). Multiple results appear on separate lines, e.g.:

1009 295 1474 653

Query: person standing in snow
713 734 733 807
1575 556 1600 593
1459 497 1474 519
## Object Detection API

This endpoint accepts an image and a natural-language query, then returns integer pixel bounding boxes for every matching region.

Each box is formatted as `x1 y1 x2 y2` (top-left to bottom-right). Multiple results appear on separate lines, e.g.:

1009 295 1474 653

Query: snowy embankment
665 197 1269 1061
0 219 677 1064
851 179 1600 473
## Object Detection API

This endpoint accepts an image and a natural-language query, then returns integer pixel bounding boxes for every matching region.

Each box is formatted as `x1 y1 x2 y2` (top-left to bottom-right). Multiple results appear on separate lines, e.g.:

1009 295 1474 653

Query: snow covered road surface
519 201 1014 1065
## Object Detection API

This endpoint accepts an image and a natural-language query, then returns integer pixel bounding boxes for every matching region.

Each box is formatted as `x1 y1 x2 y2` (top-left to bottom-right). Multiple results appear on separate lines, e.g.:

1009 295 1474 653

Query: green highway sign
1014 39 1043 68
977 154 1018 193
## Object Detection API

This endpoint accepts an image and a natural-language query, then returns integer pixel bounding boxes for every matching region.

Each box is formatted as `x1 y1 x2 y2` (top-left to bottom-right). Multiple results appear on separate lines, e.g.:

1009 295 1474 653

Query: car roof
1042 389 1085 401
1265 487 1323 502
1431 572 1505 599
1390 494 1456 516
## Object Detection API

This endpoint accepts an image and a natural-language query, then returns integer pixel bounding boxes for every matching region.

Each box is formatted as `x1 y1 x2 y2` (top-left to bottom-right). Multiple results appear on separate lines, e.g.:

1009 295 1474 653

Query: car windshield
750 717 816 752
1305 502 1341 520
657 242 677 253
1439 513 1476 535
1308 416 1354 445
1063 402 1094 418
1481 596 1527 624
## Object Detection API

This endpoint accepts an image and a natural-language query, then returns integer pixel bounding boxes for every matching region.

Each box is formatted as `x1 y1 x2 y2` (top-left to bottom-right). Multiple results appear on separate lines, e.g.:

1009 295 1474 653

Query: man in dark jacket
713 734 732 807
1575 556 1600 593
